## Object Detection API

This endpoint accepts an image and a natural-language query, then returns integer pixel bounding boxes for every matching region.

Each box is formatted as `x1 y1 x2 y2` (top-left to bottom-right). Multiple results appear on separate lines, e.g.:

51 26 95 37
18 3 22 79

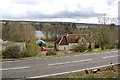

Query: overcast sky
0 0 119 24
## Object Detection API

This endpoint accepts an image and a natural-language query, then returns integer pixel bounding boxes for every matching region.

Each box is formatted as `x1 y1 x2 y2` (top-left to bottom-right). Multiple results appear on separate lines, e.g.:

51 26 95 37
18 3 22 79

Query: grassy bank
1 48 117 61
49 64 119 78
55 48 117 57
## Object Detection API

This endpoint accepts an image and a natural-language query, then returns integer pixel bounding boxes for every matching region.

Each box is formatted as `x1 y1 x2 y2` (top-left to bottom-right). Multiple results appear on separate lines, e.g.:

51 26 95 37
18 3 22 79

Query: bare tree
97 14 109 25
96 15 118 50
2 22 35 42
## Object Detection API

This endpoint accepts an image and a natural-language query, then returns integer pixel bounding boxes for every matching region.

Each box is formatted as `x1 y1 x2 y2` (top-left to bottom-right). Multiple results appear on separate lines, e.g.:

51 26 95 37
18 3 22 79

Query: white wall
56 44 70 50
2 42 26 51
56 42 95 51
69 43 78 49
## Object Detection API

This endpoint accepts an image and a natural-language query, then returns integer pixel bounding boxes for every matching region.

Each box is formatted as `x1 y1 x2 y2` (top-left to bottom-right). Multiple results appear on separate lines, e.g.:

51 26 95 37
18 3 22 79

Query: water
35 31 45 38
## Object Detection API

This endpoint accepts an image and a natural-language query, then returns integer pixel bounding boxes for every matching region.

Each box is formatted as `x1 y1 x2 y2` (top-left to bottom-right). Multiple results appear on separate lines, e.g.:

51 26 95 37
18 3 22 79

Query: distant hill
1 20 119 28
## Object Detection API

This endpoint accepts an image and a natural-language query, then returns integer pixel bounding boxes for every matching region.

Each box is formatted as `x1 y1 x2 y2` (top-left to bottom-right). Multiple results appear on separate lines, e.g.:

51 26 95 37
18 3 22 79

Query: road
1 50 119 79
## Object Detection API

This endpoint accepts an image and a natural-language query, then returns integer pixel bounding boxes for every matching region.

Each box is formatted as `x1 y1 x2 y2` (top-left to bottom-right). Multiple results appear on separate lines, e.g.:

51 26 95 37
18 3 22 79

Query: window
82 38 84 42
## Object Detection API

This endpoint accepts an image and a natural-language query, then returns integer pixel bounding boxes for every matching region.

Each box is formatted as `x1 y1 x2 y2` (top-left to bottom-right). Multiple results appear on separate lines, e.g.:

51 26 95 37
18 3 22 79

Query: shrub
74 46 80 52
104 44 115 50
46 49 56 56
74 43 87 52
2 42 41 58
2 45 22 58
26 42 40 57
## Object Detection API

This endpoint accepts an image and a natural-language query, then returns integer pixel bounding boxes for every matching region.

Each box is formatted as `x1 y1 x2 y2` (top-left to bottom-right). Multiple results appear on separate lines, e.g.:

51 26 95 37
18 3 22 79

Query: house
55 34 95 50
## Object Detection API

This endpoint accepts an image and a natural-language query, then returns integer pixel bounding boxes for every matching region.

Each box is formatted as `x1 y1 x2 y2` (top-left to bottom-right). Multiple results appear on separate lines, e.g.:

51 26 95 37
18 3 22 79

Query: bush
2 42 41 58
104 44 115 50
74 46 80 52
26 42 40 57
46 50 56 56
74 43 87 52
2 45 22 58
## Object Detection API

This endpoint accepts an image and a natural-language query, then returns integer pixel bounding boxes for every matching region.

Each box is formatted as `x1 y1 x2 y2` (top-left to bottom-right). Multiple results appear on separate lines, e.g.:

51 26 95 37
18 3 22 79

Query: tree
2 22 35 42
31 22 43 30
95 16 118 50
74 41 87 52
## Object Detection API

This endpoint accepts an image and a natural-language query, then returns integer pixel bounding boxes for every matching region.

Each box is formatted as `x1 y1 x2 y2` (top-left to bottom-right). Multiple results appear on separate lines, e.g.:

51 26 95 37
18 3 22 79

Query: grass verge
48 64 119 78
1 48 118 61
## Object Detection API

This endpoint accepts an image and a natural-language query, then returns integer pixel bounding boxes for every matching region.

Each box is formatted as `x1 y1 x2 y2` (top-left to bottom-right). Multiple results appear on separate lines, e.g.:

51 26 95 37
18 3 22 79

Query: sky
0 0 119 24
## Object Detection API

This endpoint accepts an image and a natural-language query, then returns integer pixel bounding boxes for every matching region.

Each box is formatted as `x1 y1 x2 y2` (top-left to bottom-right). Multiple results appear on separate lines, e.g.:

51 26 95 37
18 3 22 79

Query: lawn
92 48 102 52
46 40 54 48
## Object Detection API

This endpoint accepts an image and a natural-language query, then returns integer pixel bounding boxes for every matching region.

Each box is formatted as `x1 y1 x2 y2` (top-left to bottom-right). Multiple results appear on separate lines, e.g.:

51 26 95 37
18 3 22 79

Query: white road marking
102 55 119 59
73 50 118 57
2 60 26 63
102 55 116 58
104 51 118 53
28 63 118 79
48 59 92 66
48 62 70 66
71 59 92 63
0 66 31 71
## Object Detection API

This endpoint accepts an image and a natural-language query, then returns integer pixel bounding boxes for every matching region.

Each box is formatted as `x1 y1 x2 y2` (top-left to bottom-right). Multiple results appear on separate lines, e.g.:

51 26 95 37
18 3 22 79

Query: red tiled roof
66 34 79 43
55 34 89 45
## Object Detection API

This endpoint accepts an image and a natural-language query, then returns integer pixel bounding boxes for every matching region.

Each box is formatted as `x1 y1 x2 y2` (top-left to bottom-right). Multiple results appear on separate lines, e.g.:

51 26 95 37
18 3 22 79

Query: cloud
24 6 104 19
0 0 119 24
12 0 40 4
51 8 104 18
